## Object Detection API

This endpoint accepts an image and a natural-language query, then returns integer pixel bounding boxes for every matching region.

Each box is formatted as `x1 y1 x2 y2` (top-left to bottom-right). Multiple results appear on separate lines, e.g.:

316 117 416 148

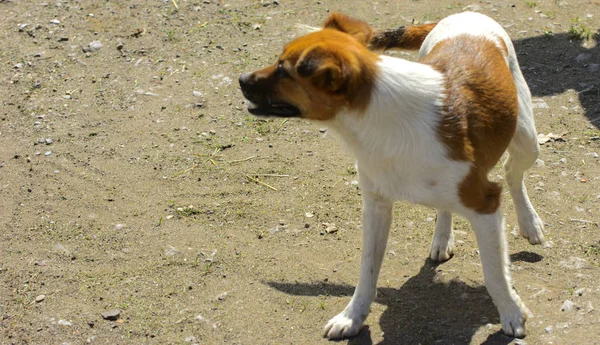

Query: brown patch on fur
369 23 437 51
420 35 518 214
323 12 373 46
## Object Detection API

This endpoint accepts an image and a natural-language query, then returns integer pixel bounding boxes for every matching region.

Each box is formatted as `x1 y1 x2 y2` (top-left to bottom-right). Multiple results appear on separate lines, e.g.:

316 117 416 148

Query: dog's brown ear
323 12 373 46
295 44 345 92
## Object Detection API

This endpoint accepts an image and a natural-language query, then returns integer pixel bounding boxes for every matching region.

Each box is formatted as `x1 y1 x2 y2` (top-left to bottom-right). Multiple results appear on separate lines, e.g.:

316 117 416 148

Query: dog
239 11 545 339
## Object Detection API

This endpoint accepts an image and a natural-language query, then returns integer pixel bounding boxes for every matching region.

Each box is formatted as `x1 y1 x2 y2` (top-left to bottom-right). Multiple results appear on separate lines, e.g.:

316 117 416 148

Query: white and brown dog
239 11 545 339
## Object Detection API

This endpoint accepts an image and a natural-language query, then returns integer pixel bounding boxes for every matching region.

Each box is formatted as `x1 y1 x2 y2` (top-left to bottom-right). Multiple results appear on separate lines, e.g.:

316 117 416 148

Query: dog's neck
328 55 446 162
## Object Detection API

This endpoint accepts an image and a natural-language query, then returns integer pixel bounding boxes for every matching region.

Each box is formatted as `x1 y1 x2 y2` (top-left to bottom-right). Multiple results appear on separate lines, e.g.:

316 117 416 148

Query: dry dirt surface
1 0 599 344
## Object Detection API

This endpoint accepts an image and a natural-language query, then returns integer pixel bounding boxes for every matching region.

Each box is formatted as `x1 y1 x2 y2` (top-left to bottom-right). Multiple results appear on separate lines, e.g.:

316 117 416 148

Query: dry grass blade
246 175 277 191
229 156 256 165
252 174 290 177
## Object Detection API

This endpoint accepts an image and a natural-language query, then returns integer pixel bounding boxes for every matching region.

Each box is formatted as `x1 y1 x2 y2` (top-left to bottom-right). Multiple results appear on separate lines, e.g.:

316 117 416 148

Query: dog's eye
277 63 289 78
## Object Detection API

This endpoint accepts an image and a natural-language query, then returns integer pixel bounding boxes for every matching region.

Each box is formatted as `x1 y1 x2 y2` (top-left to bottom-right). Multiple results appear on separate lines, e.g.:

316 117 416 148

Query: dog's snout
239 72 253 88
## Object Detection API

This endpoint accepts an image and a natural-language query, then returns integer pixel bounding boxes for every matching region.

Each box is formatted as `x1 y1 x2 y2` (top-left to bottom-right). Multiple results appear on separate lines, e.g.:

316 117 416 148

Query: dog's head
239 13 379 121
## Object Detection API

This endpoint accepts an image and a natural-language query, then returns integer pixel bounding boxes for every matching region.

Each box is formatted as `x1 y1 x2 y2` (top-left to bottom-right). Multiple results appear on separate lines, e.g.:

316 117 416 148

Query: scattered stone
203 249 217 263
165 245 180 257
18 23 29 31
573 288 585 296
585 152 599 159
545 325 553 333
35 294 46 303
215 291 227 301
45 151 52 156
532 98 549 109
253 23 261 30
101 309 121 321
538 132 564 145
319 128 327 133
54 243 70 255
45 138 53 145
322 222 337 234
185 336 197 343
585 301 594 313
589 64 599 72
57 319 72 326
114 223 125 230
269 225 283 234
575 53 592 63
116 42 124 50
49 19 61 25
534 159 544 168
192 91 204 97
166 215 174 220
559 257 587 270
84 41 103 53
560 299 575 312
305 212 314 218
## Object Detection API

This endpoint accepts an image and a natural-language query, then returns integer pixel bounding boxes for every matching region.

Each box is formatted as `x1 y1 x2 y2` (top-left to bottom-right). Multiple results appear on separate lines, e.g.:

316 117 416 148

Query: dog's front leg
323 192 392 339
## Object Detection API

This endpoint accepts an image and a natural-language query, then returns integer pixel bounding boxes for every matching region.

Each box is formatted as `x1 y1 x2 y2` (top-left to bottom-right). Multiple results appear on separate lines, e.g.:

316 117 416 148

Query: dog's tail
368 23 437 51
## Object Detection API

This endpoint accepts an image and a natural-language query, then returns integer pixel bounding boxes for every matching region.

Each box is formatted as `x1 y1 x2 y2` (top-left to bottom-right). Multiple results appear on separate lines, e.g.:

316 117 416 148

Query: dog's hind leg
323 191 393 339
430 209 454 262
468 209 528 338
504 70 545 245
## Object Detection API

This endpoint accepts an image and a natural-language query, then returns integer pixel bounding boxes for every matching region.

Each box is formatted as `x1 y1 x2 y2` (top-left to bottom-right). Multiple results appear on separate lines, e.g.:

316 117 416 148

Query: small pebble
49 19 61 24
84 41 103 52
560 299 575 312
35 294 46 303
101 309 121 321
45 151 52 156
58 319 72 326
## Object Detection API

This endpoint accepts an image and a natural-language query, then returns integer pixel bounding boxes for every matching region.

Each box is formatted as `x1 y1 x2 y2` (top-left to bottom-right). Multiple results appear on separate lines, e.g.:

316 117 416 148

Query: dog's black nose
239 73 252 88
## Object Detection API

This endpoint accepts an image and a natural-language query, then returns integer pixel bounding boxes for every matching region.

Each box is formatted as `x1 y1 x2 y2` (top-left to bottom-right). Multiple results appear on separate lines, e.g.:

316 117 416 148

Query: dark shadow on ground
509 251 543 263
267 254 541 345
513 32 600 128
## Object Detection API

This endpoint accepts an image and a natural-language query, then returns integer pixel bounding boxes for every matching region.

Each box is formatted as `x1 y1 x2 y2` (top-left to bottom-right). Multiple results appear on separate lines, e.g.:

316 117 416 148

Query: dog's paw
323 312 364 339
499 303 528 338
519 213 545 245
430 236 454 262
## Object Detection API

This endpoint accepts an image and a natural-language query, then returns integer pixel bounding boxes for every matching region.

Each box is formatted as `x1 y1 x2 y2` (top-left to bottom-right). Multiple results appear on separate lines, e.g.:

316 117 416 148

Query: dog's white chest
355 150 469 208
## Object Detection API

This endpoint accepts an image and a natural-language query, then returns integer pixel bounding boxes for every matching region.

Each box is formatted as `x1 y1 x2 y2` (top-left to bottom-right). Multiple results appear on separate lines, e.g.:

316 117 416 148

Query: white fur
323 12 543 339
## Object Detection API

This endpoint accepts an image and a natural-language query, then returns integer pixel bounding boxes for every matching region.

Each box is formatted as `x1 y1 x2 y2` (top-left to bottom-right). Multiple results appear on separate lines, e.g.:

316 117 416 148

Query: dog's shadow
514 32 600 128
267 252 543 345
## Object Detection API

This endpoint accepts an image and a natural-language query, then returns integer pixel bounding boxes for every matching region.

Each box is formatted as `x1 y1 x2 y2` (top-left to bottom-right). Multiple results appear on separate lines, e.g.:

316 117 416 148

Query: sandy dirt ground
1 0 599 344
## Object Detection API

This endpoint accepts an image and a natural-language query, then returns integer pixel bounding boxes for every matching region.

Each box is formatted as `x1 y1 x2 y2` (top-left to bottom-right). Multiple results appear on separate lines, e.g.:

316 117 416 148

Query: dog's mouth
247 100 301 118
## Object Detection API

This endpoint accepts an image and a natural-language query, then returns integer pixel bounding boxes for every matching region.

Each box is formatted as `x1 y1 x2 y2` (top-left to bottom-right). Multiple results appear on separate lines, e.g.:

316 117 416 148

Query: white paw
519 213 545 245
323 312 364 339
430 234 454 262
500 306 528 338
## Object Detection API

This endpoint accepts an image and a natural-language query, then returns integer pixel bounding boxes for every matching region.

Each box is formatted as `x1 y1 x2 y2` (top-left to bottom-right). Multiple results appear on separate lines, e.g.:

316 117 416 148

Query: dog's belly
358 158 471 210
